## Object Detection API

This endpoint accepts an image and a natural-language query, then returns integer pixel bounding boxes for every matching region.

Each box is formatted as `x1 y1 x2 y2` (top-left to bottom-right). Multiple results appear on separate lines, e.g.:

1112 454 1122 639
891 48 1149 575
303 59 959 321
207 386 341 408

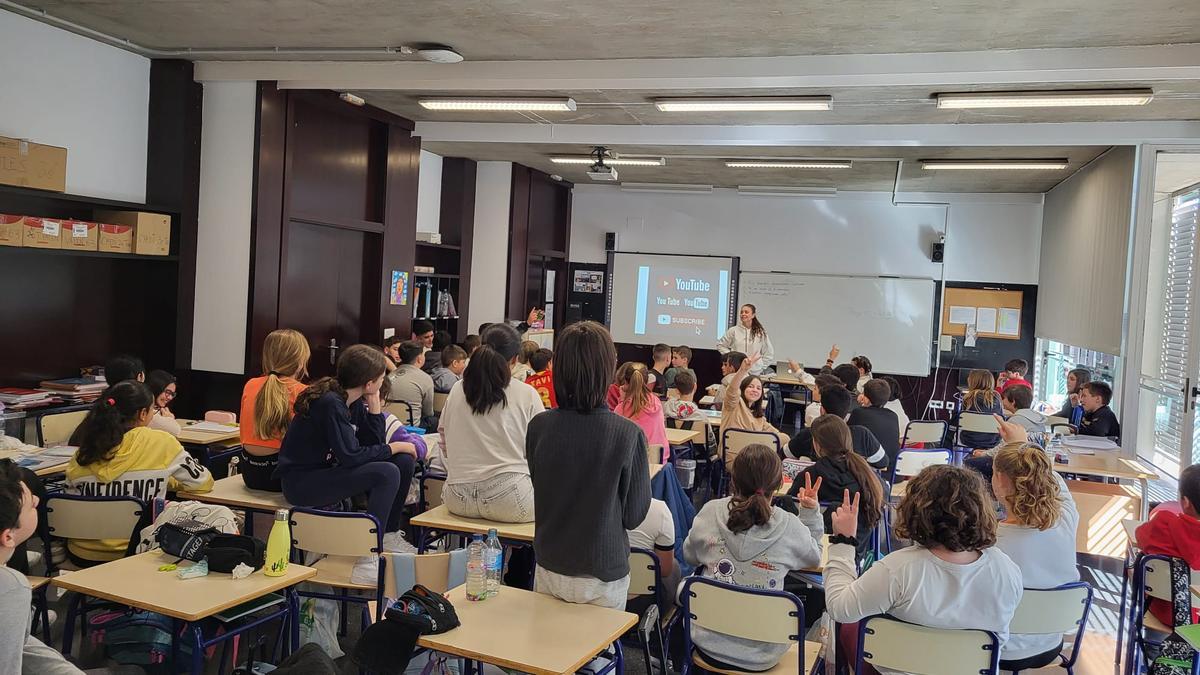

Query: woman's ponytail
71 381 154 466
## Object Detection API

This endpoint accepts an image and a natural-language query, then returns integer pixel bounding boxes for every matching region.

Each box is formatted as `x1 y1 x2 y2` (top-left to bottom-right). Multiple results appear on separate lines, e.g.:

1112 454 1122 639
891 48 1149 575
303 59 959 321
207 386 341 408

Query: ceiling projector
588 163 619 181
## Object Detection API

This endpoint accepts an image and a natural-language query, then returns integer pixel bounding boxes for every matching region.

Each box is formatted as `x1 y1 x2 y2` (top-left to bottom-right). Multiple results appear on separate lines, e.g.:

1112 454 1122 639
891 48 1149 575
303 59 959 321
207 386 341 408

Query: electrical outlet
383 327 396 339
944 401 955 412
929 400 944 409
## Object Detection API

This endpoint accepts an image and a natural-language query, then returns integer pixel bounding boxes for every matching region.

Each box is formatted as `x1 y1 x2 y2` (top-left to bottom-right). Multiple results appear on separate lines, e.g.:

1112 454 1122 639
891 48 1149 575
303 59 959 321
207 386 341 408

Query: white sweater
716 325 774 375
825 543 1022 674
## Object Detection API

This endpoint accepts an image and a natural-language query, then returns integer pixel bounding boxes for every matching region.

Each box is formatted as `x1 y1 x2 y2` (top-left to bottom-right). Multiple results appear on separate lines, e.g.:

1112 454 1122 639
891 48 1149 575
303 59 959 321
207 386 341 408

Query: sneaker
350 555 380 585
382 531 417 554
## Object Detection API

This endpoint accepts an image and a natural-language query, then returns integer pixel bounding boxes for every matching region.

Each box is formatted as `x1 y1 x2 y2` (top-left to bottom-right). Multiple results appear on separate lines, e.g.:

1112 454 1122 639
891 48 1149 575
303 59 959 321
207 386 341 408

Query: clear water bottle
466 534 487 601
484 528 503 598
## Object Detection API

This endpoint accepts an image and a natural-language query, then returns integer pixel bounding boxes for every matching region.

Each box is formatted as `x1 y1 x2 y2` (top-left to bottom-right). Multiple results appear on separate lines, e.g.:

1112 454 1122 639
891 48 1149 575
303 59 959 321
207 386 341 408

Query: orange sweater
239 375 307 449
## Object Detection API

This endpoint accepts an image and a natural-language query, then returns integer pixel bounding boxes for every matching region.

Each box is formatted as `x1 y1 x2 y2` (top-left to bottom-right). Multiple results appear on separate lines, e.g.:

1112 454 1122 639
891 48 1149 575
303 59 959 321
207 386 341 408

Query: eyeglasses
162 389 177 399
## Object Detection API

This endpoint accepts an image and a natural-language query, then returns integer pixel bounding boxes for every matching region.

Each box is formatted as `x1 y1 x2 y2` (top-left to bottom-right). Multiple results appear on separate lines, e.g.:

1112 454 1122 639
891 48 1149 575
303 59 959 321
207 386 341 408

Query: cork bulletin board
940 287 1024 340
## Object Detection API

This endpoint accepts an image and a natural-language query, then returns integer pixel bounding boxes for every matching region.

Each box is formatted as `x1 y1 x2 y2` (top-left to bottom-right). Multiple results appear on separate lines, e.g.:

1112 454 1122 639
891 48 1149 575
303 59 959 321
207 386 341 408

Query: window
1035 338 1120 414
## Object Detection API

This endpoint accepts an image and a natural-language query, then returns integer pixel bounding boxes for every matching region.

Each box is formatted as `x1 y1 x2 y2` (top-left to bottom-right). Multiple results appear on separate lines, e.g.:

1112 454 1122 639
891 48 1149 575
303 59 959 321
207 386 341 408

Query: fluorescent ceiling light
920 159 1069 170
550 156 665 166
621 183 713 194
418 97 577 111
654 96 831 112
936 89 1153 109
725 160 851 169
738 185 837 197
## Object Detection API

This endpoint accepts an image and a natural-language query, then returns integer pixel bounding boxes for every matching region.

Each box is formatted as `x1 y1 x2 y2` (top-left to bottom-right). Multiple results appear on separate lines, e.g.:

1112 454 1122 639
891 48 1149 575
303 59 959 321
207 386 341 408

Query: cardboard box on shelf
94 210 171 256
97 223 133 253
0 136 67 192
22 217 62 249
61 220 98 251
0 214 23 247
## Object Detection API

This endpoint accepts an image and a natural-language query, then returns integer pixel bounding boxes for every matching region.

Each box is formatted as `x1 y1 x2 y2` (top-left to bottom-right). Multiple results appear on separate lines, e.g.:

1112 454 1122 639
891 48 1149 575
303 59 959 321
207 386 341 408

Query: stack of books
0 388 54 408
38 377 107 404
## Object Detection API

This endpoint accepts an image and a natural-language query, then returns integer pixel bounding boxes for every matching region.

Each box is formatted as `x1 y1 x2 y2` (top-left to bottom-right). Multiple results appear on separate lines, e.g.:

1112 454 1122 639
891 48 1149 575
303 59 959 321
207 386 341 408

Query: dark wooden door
279 220 374 378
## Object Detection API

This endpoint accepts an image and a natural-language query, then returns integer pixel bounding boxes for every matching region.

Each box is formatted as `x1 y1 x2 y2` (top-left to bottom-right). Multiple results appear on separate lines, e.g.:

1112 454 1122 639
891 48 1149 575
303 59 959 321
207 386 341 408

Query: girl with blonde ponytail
238 329 311 491
682 443 823 672
990 415 1080 668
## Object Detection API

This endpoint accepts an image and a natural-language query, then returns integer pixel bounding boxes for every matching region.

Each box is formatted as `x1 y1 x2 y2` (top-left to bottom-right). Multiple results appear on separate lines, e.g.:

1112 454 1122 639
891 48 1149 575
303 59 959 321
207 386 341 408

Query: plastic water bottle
466 534 487 601
484 528 503 598
264 508 290 577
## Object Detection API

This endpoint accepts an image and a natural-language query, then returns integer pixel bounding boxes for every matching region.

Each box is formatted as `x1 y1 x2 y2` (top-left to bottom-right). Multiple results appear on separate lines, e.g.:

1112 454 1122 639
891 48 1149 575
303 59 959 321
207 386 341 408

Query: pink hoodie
617 394 670 461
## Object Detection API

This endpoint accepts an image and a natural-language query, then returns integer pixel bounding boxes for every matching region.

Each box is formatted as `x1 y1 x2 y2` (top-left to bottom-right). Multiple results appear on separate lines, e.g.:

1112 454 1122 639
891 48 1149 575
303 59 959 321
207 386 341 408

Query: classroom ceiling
419 143 1109 193
10 0 1200 58
1155 154 1200 195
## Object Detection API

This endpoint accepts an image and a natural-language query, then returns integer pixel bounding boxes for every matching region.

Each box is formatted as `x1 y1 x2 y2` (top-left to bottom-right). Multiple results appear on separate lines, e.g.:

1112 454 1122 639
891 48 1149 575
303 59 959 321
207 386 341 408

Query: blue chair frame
678 575 808 675
628 547 670 675
1124 553 1200 675
718 428 783 497
1004 581 1094 675
855 614 1000 675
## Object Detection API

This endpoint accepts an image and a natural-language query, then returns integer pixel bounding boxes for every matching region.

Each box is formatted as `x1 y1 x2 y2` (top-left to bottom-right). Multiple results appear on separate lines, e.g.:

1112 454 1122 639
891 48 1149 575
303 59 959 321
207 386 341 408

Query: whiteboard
738 272 936 376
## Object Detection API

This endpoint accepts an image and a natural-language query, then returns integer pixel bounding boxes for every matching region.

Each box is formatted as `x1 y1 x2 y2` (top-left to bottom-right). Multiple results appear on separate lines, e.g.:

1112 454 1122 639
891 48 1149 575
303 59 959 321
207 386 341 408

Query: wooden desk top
176 475 290 512
804 535 830 573
177 420 242 445
666 427 703 445
1053 452 1159 482
1123 519 1143 548
27 575 50 591
0 445 72 477
650 463 664 479
418 585 637 675
411 505 535 542
51 551 315 622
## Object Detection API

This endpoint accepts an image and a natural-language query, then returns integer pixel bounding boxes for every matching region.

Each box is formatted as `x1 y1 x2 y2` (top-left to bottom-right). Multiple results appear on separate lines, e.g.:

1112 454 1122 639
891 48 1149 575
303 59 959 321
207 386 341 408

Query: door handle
328 338 339 366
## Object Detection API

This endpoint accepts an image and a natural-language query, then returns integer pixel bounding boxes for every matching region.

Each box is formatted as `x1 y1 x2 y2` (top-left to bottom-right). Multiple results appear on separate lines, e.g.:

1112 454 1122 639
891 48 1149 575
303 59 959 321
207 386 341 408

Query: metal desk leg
1139 478 1149 520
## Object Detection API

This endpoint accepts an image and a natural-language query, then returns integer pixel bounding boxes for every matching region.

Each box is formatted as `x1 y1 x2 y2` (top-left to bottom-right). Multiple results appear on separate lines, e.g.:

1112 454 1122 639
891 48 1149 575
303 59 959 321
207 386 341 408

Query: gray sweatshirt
0 565 83 674
682 499 824 671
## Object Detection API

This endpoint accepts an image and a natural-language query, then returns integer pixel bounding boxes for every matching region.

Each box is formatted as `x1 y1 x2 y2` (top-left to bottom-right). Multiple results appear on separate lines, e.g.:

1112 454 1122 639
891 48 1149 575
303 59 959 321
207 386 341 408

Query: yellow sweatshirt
65 426 214 562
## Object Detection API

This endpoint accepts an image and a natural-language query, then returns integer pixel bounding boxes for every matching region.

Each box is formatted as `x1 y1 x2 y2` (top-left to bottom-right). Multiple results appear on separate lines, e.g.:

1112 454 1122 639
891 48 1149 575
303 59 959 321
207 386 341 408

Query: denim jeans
443 471 535 523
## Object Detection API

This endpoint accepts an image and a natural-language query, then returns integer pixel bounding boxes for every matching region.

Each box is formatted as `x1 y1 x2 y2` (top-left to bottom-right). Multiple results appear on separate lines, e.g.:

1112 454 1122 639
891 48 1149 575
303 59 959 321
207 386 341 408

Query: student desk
0 445 73 477
411 505 535 553
666 426 703 445
417 584 637 675
649 463 664 479
52 550 315 674
1053 451 1158 519
176 475 291 536
177 420 243 476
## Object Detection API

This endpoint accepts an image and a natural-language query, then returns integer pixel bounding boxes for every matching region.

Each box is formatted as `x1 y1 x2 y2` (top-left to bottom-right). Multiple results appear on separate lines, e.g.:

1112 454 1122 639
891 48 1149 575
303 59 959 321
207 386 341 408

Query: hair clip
106 398 116 406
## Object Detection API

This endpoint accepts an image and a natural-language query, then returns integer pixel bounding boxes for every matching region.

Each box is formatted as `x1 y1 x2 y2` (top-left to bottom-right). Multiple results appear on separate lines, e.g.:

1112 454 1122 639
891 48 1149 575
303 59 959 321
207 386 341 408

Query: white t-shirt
995 476 1080 660
884 399 910 444
438 378 545 485
627 498 675 552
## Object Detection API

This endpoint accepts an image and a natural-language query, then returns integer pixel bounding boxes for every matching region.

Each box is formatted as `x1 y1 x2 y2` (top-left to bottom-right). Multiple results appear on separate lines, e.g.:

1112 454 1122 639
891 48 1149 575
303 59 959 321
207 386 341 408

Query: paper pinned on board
976 307 998 334
948 306 976 325
997 308 1021 336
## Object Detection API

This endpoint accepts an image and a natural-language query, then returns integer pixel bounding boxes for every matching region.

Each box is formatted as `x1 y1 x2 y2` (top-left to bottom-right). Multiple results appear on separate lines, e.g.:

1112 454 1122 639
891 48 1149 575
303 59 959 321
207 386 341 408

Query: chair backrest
1044 415 1070 428
37 410 88 447
958 412 1000 434
628 547 662 598
647 444 664 465
432 392 449 413
682 575 803 644
1142 555 1195 602
902 420 946 446
722 428 781 465
382 551 462 597
384 401 419 426
1051 423 1075 436
44 494 146 542
894 449 951 478
289 508 382 558
666 387 680 400
858 615 999 675
1009 582 1093 636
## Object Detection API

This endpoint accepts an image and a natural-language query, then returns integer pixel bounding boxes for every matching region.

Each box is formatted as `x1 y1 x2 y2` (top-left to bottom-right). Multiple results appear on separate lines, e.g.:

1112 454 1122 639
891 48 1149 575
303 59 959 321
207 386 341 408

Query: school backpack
137 500 240 553
87 609 190 670
1149 556 1197 674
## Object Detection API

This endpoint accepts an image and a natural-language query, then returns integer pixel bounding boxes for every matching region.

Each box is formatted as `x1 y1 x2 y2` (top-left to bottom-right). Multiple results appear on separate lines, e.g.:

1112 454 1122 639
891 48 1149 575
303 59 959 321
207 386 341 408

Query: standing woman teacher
717 304 774 376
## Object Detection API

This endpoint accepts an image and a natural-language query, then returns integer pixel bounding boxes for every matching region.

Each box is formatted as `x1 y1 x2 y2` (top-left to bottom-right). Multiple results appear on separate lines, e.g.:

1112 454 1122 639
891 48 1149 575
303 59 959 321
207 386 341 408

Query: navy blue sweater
275 392 392 477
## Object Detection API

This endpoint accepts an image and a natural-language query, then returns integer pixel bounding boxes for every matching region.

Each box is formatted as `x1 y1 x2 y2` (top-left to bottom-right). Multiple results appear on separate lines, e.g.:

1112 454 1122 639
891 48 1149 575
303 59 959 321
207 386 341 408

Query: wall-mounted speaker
931 239 945 263
604 231 618 251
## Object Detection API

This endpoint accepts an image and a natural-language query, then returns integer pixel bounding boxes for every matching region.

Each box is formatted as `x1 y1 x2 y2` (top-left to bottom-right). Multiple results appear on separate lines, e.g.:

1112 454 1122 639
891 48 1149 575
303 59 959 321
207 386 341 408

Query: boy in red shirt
996 358 1032 394
1136 463 1200 627
525 348 557 409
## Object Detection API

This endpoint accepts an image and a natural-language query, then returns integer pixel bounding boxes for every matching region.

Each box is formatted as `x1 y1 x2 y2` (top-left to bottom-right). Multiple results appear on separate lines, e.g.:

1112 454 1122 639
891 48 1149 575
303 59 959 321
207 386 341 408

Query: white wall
0 12 149 202
469 161 514 330
192 81 257 374
569 187 1042 285
416 150 443 234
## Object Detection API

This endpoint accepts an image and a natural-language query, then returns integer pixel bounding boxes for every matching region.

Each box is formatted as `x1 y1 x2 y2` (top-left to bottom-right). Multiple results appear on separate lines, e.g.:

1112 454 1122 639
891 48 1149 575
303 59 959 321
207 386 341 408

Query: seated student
706 351 747 409
648 343 671 396
431 345 468 394
104 353 145 385
831 363 862 396
616 362 671 461
524 348 557 409
411 319 435 351
1002 384 1047 434
665 345 696 390
880 376 911 444
387 340 435 428
663 371 717 459
792 415 884 562
721 353 789 462
526 321 651 609
787 386 887 469
824 464 1022 665
278 345 423 582
511 340 539 382
240 328 310 492
0 460 85 675
462 334 481 362
145 369 182 436
997 358 1033 394
1136 463 1200 628
1078 381 1121 441
422 330 454 374
439 324 544 524
990 417 1080 669
847 379 901 472
851 355 873 392
626 496 677 617
684 444 823 672
66 381 214 564
382 335 403 368
960 369 1004 449
1056 367 1091 424
804 374 843 429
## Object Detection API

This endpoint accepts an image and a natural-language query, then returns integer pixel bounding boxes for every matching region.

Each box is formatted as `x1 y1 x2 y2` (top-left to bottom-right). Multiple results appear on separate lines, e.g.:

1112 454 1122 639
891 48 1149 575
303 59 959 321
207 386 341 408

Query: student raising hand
994 414 1029 444
741 352 761 373
796 473 823 510
830 489 860 538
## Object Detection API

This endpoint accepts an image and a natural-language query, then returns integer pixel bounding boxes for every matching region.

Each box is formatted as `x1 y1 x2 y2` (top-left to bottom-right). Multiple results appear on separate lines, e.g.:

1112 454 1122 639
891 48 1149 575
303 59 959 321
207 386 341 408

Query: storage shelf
0 247 178 262
413 273 460 279
413 316 460 320
0 183 181 215
415 241 462 251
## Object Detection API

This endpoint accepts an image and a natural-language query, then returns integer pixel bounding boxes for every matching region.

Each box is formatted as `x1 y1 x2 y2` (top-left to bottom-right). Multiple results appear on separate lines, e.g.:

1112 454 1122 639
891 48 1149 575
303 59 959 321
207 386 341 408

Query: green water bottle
264 508 290 577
